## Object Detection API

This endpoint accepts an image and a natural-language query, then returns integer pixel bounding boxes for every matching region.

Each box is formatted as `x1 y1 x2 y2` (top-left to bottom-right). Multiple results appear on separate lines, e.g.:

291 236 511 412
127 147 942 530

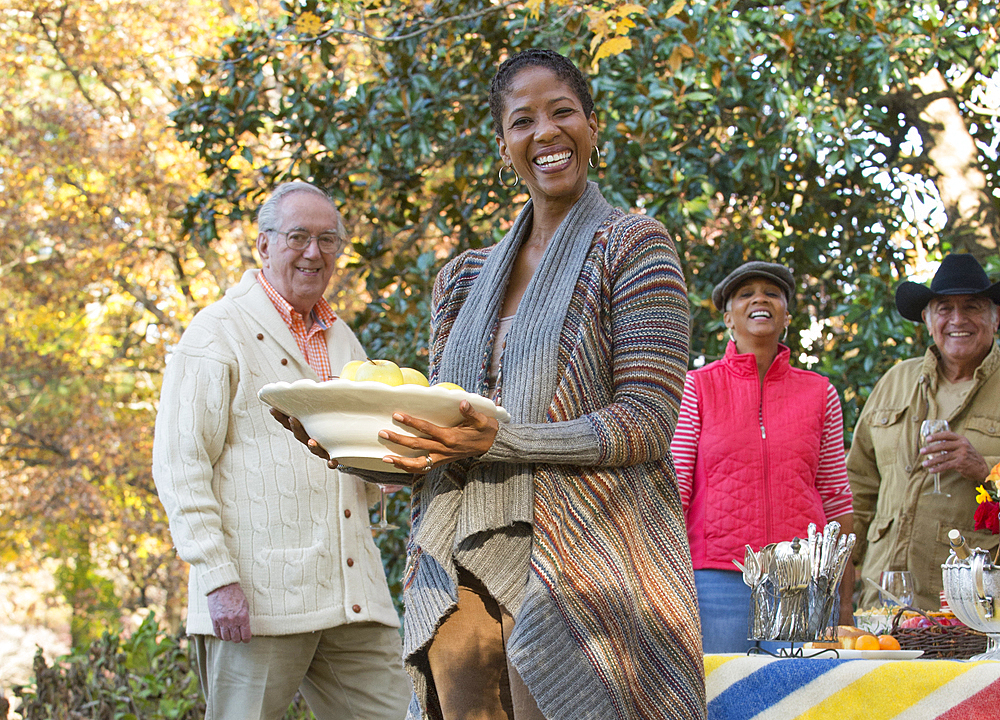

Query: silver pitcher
941 549 1000 661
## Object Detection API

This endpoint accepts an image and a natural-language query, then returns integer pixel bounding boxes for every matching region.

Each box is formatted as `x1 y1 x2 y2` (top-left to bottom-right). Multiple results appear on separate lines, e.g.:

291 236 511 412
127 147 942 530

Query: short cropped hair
489 48 595 138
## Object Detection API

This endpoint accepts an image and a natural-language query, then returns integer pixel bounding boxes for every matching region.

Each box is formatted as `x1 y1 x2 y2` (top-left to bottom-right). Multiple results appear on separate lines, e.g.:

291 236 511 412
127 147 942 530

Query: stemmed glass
920 419 951 497
369 484 398 531
879 570 914 609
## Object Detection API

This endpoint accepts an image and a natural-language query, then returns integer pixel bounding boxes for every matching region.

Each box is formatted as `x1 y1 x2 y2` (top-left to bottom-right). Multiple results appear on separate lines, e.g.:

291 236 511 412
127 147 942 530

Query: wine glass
879 570 914 609
369 484 399 531
920 419 951 497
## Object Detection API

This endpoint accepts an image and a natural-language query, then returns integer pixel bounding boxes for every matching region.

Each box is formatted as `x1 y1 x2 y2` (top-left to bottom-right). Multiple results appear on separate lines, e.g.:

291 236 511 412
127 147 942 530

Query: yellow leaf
712 66 722 89
293 11 323 36
678 44 695 59
586 8 614 33
780 29 795 53
593 36 633 64
616 3 648 18
667 46 684 73
664 0 687 19
525 0 545 19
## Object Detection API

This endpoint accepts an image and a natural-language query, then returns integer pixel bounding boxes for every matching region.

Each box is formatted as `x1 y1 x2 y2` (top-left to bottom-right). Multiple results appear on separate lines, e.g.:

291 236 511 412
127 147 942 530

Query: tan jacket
848 342 1000 610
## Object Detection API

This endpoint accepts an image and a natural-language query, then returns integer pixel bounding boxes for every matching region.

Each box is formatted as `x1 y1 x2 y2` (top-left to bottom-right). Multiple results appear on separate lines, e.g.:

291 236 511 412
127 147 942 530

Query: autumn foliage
2 0 998 661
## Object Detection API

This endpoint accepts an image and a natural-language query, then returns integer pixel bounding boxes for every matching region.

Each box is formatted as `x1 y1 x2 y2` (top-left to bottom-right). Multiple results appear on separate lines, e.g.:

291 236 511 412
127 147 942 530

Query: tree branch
33 8 107 121
310 1 520 44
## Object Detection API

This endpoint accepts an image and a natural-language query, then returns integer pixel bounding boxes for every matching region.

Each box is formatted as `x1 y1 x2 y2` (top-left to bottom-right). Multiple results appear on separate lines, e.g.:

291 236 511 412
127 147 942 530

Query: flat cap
712 261 795 311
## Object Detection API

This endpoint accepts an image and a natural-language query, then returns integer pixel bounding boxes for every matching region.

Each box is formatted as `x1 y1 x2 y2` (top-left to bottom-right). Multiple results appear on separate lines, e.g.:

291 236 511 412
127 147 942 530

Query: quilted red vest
686 341 829 570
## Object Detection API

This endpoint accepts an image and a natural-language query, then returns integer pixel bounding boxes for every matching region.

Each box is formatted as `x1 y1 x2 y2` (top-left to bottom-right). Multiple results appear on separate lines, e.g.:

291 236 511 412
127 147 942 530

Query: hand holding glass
920 419 951 497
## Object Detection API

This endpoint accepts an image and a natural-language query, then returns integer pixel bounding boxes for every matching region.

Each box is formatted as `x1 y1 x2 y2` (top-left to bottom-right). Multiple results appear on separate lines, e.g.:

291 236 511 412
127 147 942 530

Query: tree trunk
911 68 1000 261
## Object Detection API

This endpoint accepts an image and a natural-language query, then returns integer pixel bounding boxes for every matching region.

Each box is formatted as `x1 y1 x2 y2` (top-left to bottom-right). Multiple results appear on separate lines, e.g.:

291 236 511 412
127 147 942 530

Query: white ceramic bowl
258 378 510 473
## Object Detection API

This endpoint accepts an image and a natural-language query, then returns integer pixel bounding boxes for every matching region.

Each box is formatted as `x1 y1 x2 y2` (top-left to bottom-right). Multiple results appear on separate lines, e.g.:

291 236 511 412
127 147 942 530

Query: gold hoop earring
498 164 519 187
589 145 601 169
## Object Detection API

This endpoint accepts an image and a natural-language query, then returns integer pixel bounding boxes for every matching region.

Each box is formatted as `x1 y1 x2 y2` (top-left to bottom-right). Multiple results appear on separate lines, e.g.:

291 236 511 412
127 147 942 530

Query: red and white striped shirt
257 272 338 380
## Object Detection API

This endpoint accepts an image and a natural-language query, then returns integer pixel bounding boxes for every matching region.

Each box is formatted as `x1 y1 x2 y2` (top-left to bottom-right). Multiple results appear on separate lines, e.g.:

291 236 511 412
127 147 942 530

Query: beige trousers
194 622 410 720
426 569 546 720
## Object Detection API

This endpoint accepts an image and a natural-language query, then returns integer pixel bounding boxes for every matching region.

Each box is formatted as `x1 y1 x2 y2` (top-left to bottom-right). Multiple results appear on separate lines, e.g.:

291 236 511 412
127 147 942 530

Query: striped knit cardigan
402 190 706 720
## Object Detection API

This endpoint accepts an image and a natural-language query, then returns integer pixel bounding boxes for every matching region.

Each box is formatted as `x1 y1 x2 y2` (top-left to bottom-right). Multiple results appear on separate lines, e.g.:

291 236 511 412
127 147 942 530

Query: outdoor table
705 653 1000 719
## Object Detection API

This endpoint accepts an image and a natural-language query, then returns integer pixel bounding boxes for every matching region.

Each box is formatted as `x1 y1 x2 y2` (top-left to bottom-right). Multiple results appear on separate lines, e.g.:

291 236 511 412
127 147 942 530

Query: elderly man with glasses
153 181 409 720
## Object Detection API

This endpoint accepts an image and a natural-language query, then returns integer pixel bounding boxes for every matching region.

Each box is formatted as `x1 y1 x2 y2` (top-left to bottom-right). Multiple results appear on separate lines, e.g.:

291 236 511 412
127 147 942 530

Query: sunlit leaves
0 0 244 644
293 11 325 36
5 0 997 643
586 1 649 69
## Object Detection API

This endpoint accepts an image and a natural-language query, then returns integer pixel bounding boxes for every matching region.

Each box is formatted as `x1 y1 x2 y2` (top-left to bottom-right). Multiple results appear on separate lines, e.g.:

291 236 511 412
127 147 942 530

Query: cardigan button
344 509 351 518
281 358 288 365
905 465 912 473
347 558 354 567
257 333 264 340
881 417 888 424
352 604 361 614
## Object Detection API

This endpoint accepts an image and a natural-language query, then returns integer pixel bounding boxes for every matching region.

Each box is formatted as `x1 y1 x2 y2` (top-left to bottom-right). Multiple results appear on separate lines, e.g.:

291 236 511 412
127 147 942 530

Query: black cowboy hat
895 253 1000 322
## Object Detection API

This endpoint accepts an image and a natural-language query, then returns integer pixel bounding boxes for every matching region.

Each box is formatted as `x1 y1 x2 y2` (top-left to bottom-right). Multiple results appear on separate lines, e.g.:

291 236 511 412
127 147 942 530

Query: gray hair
256 181 345 236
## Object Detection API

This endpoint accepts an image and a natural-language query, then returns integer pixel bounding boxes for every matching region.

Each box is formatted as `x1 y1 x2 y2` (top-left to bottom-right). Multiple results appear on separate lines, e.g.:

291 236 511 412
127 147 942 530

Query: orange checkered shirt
257 272 338 380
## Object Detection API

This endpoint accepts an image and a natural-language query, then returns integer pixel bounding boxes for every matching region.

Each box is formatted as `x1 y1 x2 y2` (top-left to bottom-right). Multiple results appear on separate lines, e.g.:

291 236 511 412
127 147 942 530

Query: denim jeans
695 569 796 655
694 569 756 653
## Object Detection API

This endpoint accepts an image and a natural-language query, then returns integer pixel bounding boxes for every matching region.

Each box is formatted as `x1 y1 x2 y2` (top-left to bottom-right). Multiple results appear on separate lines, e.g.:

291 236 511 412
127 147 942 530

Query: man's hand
270 408 339 469
207 582 252 643
920 430 991 482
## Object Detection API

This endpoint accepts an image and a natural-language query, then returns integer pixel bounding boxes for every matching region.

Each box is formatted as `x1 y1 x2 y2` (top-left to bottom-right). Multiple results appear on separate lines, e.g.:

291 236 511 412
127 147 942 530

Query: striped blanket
706 654 1000 719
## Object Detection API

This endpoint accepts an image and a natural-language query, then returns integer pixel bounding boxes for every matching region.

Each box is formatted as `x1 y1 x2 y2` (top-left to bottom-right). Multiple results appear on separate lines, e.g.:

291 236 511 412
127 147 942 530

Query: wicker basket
889 607 988 659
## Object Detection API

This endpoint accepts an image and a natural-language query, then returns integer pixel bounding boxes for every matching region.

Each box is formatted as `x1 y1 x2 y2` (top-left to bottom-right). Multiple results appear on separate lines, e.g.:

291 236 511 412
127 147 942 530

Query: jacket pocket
960 415 1000 468
867 515 894 544
963 415 1000 448
866 406 908 468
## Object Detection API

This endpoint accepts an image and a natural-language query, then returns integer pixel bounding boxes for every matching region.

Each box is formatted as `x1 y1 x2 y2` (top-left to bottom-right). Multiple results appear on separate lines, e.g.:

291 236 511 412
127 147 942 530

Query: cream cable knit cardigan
152 270 399 636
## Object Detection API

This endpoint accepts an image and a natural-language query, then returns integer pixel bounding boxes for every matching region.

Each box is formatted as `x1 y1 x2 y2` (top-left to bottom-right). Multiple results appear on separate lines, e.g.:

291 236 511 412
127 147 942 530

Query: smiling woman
386 48 706 720
671 260 856 653
278 48 705 720
494 64 597 217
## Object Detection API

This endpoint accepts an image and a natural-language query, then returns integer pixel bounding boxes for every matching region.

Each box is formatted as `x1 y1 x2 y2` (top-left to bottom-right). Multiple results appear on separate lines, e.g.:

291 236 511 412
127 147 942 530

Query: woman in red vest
670 261 855 653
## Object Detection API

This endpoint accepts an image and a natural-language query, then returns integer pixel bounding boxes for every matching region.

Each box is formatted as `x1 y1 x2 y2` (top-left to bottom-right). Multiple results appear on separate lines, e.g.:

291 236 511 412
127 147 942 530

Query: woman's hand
269 408 340 469
379 400 499 474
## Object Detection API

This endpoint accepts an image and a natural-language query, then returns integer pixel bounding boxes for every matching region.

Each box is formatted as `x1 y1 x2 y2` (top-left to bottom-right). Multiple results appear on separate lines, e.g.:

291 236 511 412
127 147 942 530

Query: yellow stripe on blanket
704 654 743 674
801 660 972 720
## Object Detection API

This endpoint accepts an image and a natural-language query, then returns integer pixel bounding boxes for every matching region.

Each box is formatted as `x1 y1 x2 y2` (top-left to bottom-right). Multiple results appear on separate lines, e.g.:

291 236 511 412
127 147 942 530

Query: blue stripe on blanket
708 658 848 720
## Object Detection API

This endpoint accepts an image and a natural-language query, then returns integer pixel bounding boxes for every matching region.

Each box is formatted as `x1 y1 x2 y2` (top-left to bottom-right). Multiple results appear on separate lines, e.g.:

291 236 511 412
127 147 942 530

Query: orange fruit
855 634 881 651
878 634 901 651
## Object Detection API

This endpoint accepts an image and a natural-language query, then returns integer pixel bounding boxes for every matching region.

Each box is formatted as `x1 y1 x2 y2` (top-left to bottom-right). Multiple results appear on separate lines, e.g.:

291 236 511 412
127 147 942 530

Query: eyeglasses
270 230 343 254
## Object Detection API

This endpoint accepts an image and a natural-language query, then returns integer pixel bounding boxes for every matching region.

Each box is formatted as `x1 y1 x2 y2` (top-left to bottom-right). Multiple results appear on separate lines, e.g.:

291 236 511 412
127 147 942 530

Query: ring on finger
423 454 433 471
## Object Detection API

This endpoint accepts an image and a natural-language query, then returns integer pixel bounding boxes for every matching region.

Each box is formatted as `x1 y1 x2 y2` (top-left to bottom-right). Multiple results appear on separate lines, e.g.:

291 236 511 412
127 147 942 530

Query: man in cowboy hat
848 253 1000 611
